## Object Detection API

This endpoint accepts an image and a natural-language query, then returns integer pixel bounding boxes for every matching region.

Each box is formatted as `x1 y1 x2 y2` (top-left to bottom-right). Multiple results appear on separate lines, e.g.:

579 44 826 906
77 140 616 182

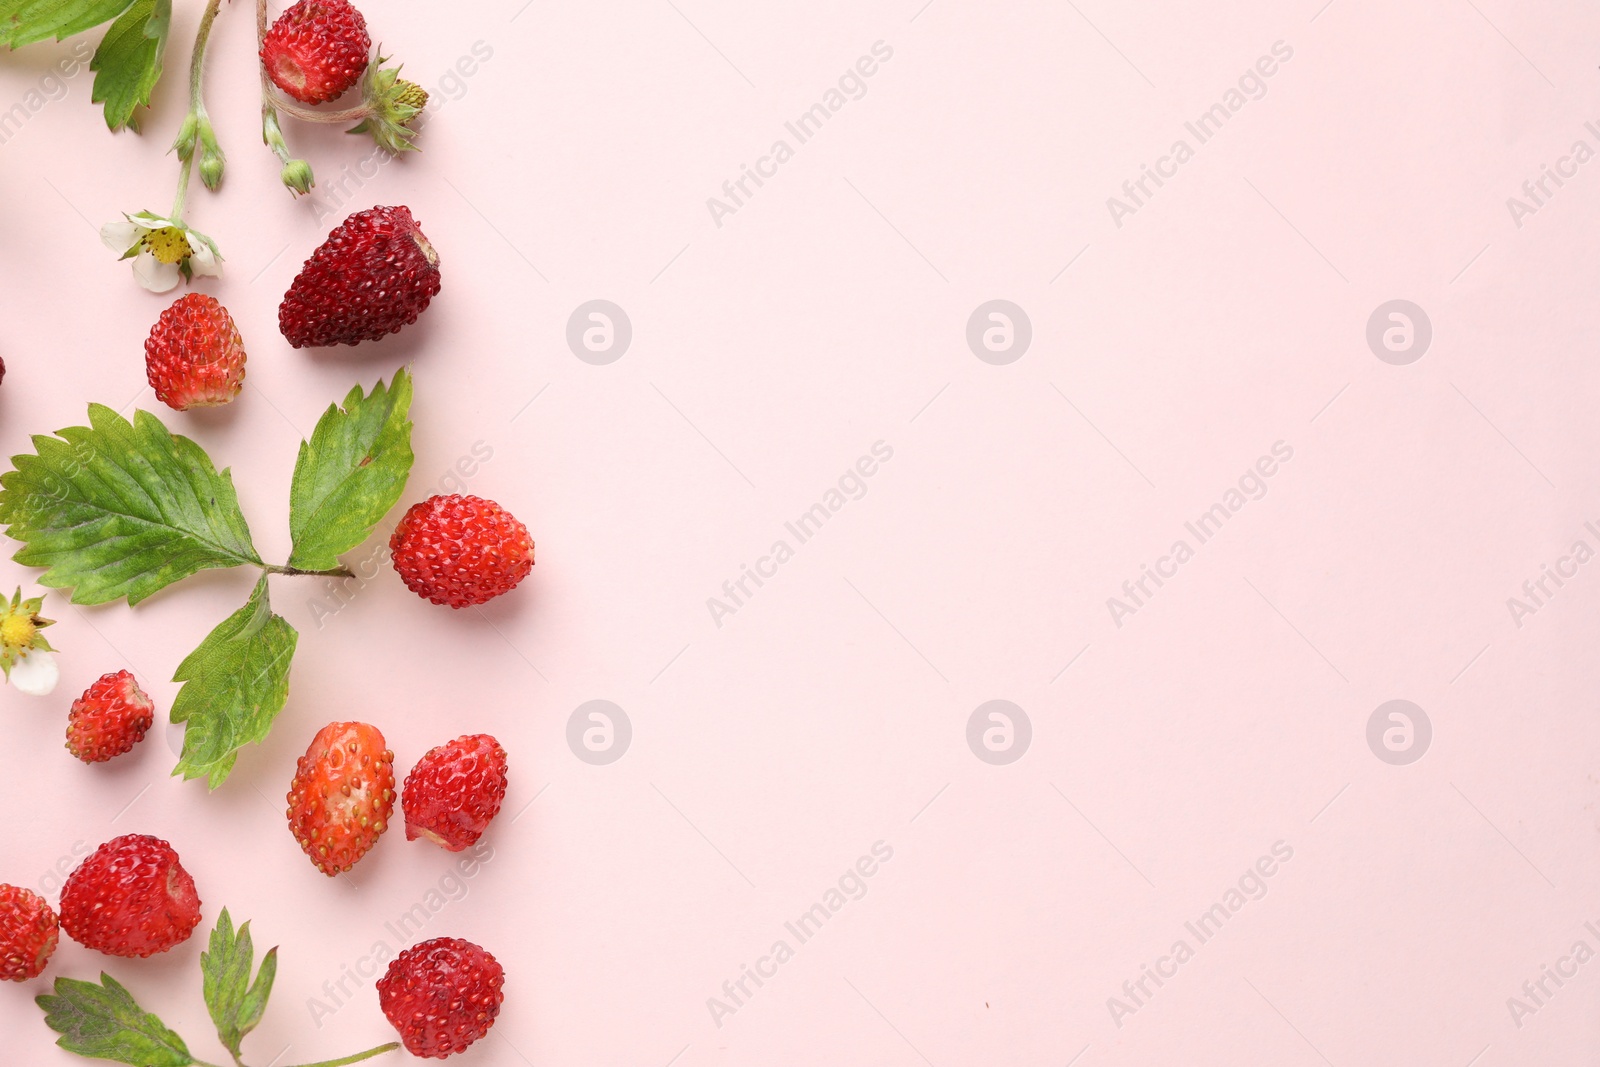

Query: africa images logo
705 42 895 227
1105 41 1294 228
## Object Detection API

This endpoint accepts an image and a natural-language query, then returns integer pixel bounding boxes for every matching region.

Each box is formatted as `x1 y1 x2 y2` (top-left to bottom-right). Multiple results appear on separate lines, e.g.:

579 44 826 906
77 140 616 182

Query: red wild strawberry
377 937 505 1058
59 835 201 958
65 670 155 764
261 0 371 104
145 293 247 411
287 721 396 876
389 495 534 609
0 885 59 981
403 735 509 851
278 205 441 348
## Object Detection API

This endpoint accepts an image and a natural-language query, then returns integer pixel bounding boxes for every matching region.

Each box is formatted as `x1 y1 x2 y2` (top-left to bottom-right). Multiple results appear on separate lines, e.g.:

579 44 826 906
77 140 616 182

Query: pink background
3 0 1600 1063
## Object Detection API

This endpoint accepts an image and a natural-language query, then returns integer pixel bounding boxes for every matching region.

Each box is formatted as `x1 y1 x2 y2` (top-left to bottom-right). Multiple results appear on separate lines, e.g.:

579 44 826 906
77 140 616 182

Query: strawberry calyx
265 53 428 154
346 55 428 153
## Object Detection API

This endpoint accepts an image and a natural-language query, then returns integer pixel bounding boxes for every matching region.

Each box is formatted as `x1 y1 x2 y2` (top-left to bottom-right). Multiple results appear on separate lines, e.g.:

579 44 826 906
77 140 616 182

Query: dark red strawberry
389 495 534 608
402 735 509 851
65 670 155 763
278 206 441 348
261 0 371 104
286 721 396 875
58 835 201 958
0 885 58 981
377 937 505 1058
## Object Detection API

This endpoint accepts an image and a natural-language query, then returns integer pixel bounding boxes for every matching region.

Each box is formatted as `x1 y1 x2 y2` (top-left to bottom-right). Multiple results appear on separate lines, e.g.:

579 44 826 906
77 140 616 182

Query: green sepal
0 586 55 678
346 55 427 153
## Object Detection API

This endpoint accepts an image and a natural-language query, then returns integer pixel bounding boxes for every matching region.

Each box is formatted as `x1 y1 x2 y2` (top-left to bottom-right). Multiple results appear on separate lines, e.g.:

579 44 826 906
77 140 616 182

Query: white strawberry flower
9 648 59 697
0 588 58 697
100 211 222 293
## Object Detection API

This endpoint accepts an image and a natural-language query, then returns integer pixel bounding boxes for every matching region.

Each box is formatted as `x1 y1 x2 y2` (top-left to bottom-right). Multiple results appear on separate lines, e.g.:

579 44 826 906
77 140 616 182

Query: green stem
171 151 192 218
189 0 222 115
172 0 225 214
262 563 356 578
192 1047 399 1067
257 0 281 157
265 87 373 124
278 1044 402 1067
258 0 315 192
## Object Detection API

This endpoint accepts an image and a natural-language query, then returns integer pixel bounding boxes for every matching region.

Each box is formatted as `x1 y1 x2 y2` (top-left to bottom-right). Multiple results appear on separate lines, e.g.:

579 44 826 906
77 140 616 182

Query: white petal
188 239 221 277
133 253 181 292
101 220 142 254
10 649 58 696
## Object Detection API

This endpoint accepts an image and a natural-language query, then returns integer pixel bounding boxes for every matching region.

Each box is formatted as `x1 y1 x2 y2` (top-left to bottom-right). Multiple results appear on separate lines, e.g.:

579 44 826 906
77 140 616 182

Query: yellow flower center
0 613 35 650
142 226 193 265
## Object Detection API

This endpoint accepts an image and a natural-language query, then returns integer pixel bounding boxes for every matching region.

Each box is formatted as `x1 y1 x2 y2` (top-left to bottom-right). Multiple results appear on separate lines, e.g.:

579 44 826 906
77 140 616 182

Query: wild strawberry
0 885 58 981
377 937 505 1058
59 835 201 958
144 293 247 411
65 670 155 764
389 495 534 609
278 205 441 348
402 735 509 851
261 0 371 104
286 721 396 876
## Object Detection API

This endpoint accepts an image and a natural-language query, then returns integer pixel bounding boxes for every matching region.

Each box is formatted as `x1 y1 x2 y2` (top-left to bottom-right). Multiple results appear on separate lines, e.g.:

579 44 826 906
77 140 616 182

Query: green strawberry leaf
89 0 168 132
234 945 277 1050
0 403 261 606
202 909 277 1060
171 576 298 789
35 973 193 1067
287 368 414 571
0 0 137 48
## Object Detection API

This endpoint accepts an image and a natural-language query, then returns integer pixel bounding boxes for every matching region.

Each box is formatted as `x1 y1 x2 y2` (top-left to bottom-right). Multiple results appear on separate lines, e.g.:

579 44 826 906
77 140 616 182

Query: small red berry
0 885 59 981
403 735 509 851
59 835 201 958
390 495 534 609
278 205 441 348
286 721 396 876
145 293 247 411
261 0 371 104
377 937 505 1058
65 670 155 764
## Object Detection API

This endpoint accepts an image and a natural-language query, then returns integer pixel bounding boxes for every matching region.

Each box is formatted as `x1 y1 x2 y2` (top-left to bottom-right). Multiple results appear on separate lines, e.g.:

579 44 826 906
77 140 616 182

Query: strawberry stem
258 0 316 193
265 87 375 125
262 563 356 578
278 1043 402 1067
172 0 225 215
191 1044 399 1067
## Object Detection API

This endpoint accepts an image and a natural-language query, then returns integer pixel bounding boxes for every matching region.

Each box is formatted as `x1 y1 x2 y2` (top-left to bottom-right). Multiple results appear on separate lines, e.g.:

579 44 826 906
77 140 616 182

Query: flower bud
172 113 200 158
199 153 225 191
280 158 315 196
